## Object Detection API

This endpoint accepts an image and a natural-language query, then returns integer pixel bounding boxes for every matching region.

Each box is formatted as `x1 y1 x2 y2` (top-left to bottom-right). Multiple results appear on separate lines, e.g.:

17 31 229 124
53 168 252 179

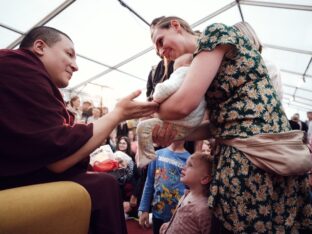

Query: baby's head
173 53 193 70
181 152 212 196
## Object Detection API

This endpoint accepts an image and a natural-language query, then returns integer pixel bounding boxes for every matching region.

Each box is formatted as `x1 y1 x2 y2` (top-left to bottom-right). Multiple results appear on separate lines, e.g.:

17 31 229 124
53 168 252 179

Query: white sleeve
153 67 188 103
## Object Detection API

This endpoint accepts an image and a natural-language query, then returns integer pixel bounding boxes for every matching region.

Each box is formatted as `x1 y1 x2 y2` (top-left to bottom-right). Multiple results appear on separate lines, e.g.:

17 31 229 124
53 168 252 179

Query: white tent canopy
1 0 311 120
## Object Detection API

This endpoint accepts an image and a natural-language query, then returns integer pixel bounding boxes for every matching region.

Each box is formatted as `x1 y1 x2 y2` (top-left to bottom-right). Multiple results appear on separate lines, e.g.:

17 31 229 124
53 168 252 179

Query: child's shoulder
155 147 170 154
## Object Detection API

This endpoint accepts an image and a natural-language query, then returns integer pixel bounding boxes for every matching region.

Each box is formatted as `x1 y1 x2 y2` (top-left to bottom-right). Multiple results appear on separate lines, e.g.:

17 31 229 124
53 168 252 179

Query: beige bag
219 130 312 176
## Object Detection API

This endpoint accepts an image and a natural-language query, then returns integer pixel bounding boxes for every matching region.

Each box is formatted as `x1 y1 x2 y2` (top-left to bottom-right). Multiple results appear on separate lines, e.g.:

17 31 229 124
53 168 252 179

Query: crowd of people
1 15 312 234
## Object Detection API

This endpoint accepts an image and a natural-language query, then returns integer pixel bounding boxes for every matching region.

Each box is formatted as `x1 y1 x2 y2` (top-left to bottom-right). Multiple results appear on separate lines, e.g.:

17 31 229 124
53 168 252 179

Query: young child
136 53 207 167
201 140 211 155
138 141 190 234
159 152 213 234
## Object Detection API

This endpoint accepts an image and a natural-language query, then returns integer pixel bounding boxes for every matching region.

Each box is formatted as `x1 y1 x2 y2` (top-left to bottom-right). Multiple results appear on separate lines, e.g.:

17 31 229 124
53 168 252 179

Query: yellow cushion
0 181 91 234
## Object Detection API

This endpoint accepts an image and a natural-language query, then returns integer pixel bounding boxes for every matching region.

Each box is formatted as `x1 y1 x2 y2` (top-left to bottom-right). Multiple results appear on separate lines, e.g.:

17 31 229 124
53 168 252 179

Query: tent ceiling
1 0 311 120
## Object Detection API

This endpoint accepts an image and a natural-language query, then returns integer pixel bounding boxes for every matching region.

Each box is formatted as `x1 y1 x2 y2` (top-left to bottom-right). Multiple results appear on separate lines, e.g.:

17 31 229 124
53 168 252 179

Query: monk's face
41 35 78 88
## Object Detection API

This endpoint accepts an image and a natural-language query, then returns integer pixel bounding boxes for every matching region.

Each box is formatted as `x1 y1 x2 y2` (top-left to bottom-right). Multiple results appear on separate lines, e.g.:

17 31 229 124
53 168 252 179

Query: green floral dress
194 23 312 233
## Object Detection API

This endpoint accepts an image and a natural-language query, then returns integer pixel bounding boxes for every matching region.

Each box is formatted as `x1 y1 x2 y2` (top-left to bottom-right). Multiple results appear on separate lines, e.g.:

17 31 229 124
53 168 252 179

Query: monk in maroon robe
0 26 158 234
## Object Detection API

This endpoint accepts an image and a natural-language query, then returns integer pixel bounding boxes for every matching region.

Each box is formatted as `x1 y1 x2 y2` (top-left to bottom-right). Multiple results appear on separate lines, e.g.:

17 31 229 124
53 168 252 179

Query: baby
136 53 207 167
160 152 213 234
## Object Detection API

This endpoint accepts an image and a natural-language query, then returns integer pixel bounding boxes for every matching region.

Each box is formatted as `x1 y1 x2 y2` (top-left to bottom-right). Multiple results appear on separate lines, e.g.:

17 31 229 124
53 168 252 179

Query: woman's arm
47 90 158 173
152 121 212 147
185 121 212 141
157 45 230 120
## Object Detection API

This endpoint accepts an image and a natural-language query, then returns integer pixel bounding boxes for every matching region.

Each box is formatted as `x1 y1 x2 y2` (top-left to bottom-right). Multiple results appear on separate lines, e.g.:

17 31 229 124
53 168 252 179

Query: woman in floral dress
150 16 312 233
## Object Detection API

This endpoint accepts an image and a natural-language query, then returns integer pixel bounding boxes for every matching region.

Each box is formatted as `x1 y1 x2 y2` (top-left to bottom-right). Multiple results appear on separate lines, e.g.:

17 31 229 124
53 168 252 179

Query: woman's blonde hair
150 16 195 36
234 21 263 53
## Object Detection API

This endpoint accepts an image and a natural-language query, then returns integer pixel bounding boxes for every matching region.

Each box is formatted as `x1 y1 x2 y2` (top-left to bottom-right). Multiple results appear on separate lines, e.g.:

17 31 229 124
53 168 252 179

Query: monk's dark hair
19 26 72 49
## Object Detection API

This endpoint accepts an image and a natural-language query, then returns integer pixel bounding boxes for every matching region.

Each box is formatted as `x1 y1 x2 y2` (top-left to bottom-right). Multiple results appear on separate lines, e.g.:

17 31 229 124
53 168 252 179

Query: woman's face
151 26 184 61
72 98 80 108
118 139 128 152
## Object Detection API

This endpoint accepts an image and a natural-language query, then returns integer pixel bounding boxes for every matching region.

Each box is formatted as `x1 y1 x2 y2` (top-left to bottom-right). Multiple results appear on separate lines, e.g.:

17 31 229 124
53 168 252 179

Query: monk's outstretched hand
114 90 159 121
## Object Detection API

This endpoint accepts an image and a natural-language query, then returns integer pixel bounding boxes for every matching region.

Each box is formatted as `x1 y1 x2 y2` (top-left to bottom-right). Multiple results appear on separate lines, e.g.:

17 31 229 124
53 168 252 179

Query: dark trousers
152 216 165 234
69 172 128 234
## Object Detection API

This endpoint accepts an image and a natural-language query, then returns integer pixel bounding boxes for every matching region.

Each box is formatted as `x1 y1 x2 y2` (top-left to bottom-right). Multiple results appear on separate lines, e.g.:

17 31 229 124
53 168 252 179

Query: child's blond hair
190 152 212 196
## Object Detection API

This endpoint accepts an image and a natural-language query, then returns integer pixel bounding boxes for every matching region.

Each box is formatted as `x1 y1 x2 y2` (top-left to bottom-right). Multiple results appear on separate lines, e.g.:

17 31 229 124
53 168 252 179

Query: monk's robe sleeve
0 49 93 176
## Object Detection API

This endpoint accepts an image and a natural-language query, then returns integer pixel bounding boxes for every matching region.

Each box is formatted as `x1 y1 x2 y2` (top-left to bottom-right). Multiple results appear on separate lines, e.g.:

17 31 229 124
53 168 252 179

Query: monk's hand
114 90 158 121
152 122 176 147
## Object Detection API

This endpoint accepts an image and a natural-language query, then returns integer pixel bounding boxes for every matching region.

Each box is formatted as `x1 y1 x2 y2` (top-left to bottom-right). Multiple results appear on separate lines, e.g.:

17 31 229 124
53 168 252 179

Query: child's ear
201 176 211 185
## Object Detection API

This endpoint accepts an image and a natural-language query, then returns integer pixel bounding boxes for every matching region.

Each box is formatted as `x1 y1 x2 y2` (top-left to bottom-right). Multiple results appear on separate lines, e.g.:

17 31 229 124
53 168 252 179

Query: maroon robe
0 49 127 234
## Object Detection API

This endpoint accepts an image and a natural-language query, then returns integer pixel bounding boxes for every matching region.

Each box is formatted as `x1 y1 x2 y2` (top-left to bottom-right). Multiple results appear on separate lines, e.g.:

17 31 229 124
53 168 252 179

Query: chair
0 181 91 234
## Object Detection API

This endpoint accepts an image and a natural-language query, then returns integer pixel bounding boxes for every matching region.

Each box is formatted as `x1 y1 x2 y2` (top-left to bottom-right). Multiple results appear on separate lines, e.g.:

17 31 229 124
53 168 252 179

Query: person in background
138 141 190 234
116 136 134 157
81 100 93 123
102 106 109 116
150 16 311 233
201 140 211 155
66 95 82 123
128 129 138 157
289 113 308 132
234 21 284 102
87 107 102 123
307 111 312 145
0 26 158 234
116 136 141 218
160 152 213 234
309 171 312 200
117 121 129 138
128 128 150 219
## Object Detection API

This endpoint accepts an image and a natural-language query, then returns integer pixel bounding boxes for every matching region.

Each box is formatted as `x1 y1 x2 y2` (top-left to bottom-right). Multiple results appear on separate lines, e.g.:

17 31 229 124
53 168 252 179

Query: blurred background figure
66 95 82 123
128 129 138 157
81 100 93 123
201 140 211 155
87 107 102 123
117 121 129 138
289 113 308 132
234 21 284 102
102 106 109 116
306 111 312 144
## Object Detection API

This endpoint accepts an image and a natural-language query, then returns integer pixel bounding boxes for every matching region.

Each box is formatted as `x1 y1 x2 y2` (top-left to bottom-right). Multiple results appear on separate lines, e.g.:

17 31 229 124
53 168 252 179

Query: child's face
201 143 211 155
180 156 210 187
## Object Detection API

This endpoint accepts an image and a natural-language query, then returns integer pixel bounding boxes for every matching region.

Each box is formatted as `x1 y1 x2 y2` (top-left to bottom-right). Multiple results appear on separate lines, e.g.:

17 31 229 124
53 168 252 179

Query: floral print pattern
194 23 312 233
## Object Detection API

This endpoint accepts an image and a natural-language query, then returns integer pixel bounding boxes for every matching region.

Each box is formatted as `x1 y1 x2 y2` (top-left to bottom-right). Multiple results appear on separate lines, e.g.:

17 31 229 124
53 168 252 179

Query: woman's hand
152 122 177 147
